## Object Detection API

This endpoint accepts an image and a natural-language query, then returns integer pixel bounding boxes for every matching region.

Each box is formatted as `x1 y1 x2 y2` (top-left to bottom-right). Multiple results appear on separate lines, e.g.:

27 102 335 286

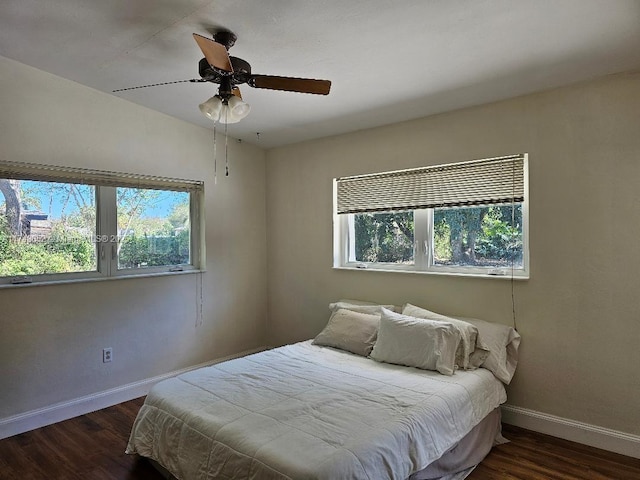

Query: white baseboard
501 404 640 459
0 347 266 440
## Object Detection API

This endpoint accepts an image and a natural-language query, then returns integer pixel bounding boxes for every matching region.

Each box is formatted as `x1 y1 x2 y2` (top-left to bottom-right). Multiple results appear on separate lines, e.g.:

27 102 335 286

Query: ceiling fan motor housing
213 30 237 50
199 57 252 85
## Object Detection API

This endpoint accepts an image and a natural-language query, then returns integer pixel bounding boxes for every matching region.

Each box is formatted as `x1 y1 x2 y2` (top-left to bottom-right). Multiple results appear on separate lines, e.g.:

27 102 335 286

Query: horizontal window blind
336 154 525 214
0 160 203 192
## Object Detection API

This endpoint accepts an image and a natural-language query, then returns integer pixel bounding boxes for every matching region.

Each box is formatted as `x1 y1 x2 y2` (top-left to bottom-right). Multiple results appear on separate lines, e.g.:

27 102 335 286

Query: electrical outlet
103 347 113 363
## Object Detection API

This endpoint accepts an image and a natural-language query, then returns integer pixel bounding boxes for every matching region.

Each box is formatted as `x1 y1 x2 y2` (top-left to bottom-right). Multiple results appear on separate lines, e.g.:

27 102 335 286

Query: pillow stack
401 304 490 371
313 299 521 383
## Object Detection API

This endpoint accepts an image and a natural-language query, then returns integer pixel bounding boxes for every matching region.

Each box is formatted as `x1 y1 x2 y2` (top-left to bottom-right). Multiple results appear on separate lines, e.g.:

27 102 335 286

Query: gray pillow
370 308 461 376
457 316 521 384
313 308 380 356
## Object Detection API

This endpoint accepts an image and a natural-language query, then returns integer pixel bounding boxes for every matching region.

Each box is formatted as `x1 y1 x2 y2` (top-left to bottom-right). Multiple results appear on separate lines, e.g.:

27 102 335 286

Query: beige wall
2 51 639 442
266 71 640 435
0 56 268 418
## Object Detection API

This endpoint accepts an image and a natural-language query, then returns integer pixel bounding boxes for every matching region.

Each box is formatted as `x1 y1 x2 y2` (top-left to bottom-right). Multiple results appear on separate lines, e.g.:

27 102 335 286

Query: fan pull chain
224 121 229 176
212 123 218 184
212 108 231 183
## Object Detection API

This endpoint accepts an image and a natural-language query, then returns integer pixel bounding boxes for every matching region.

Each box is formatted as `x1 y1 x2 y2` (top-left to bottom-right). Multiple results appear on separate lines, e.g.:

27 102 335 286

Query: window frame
333 155 529 279
0 161 204 287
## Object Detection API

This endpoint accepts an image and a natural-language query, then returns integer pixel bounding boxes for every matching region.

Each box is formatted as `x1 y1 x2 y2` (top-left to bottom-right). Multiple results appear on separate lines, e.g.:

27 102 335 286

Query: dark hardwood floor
470 425 640 480
0 397 161 480
1 397 639 479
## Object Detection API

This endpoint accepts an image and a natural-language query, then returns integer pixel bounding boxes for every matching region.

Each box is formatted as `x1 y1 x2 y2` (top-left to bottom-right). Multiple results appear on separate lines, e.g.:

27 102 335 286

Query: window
116 187 192 270
349 211 415 265
334 154 528 278
0 179 97 278
0 161 203 285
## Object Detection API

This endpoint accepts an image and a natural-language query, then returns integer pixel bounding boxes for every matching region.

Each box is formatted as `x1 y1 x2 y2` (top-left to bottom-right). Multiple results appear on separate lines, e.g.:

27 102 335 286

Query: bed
126 302 520 480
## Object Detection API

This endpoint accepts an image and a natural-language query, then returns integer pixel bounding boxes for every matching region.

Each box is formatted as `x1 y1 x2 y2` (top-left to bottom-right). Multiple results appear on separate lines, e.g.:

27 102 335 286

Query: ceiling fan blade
113 79 205 93
232 87 243 99
193 33 233 73
248 75 331 95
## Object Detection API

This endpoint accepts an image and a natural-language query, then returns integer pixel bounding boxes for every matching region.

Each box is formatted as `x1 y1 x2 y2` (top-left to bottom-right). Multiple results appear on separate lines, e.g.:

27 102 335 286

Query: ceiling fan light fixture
200 95 250 124
218 105 241 124
199 95 223 120
227 95 251 121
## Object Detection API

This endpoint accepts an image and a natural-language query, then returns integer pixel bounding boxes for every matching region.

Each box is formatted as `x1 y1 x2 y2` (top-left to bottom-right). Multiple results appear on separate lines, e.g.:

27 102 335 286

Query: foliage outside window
0 180 97 278
353 211 414 264
433 204 523 268
0 162 203 285
116 187 191 270
335 155 528 278
349 204 524 274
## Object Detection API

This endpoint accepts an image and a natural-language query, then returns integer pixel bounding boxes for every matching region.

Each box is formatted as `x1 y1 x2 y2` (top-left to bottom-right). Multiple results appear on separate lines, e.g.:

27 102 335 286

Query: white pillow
402 303 489 370
313 309 379 356
457 316 521 384
370 308 461 376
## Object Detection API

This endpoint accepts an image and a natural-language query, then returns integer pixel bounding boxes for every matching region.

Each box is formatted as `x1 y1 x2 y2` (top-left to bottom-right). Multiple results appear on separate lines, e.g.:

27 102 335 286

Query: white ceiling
1 0 640 148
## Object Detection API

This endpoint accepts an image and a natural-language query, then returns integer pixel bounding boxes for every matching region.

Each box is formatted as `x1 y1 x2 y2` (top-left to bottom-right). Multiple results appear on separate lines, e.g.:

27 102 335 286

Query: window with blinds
333 154 529 277
0 160 204 285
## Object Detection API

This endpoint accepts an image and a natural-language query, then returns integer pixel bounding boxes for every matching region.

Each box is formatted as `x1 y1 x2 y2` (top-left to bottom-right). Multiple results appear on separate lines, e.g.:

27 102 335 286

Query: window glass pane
352 211 414 264
0 179 97 276
433 204 523 268
116 187 190 269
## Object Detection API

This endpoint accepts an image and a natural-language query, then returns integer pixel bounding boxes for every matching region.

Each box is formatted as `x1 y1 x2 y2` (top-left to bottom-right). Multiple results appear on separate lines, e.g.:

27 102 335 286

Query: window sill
333 265 529 280
0 268 205 290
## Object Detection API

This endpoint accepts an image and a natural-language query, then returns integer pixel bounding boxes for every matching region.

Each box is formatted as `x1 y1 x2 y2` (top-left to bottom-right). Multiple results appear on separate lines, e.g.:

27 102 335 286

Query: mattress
126 341 507 480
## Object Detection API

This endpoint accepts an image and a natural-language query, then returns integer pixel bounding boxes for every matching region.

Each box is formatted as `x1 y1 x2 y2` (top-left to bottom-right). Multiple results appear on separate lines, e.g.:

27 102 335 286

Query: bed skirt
410 407 504 479
145 407 504 480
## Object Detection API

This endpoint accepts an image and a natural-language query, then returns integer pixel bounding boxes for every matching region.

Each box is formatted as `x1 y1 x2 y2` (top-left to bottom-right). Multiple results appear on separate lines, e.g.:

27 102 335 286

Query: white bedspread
126 341 506 480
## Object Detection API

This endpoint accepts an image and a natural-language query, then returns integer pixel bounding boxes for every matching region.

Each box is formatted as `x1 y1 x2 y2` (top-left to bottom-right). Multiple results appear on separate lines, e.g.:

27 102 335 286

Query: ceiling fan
113 30 332 124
